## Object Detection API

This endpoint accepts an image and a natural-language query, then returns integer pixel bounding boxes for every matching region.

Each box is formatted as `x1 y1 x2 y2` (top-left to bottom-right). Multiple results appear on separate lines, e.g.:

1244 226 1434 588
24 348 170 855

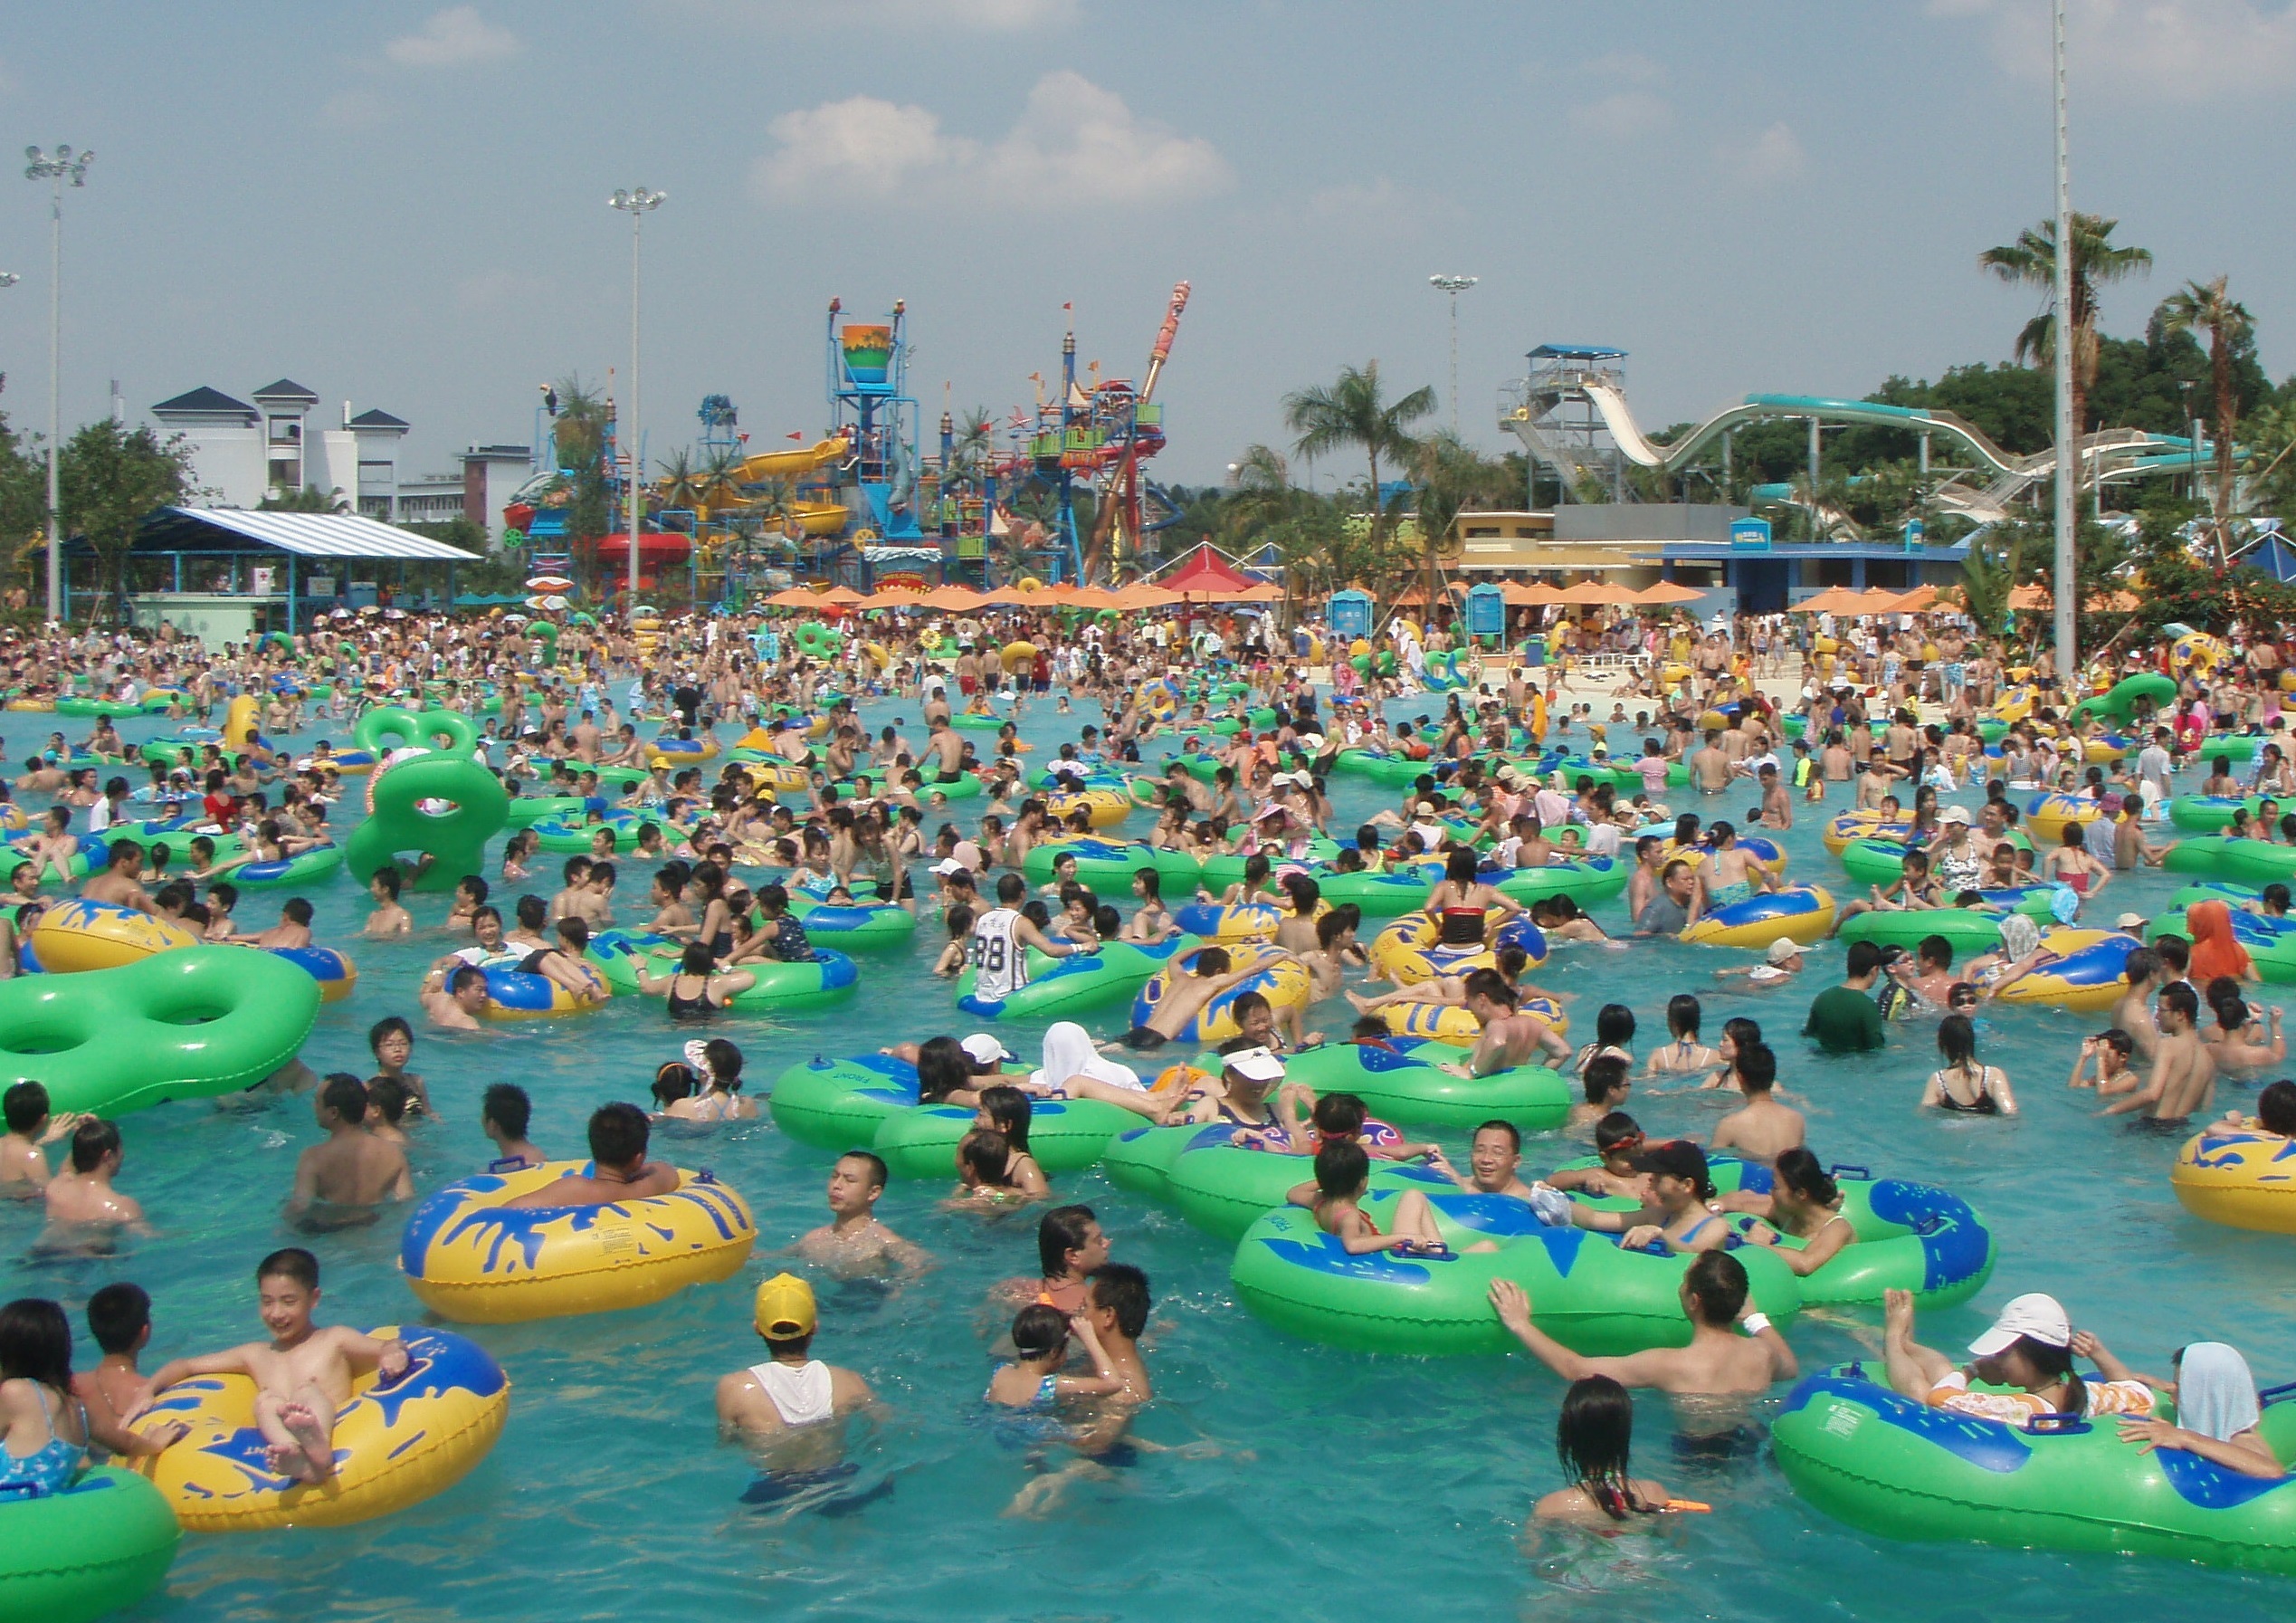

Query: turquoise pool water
5 695 2292 1619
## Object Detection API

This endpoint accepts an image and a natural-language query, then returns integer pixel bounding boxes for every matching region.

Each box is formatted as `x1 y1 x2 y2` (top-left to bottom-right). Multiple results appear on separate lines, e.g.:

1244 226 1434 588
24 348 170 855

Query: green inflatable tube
503 793 596 829
1023 837 1201 891
790 899 918 951
2070 672 2177 723
226 844 346 890
587 931 859 1011
955 937 1197 1022
1229 1189 1805 1356
949 712 1004 730
1198 843 1342 890
1774 1369 2296 1575
0 1466 180 1623
2164 835 2243 877
871 1097 1141 1180
1332 749 1436 788
343 751 510 893
1164 1131 1449 1241
353 705 480 757
1312 870 1437 917
1100 1121 1199 1198
2191 733 2264 763
2149 907 2296 983
1280 1038 1570 1133
0 948 322 1116
531 808 655 854
2218 842 2296 888
1152 753 1223 783
52 697 143 719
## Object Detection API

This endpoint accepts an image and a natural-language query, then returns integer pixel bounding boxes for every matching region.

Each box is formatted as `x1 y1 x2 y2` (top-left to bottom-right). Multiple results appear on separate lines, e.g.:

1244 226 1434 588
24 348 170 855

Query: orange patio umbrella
1632 580 1705 605
766 586 829 608
1065 585 1123 610
1110 581 1181 611
1501 581 1561 606
922 585 986 610
1231 581 1285 603
1555 579 1638 606
817 585 865 606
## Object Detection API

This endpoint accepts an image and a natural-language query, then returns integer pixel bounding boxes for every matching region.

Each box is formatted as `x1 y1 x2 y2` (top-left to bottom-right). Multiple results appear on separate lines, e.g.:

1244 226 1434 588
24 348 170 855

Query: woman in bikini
1919 1013 2017 1115
635 941 756 1022
1422 845 1525 948
1300 1140 1459 1257
1729 1148 1857 1275
1567 1139 1730 1254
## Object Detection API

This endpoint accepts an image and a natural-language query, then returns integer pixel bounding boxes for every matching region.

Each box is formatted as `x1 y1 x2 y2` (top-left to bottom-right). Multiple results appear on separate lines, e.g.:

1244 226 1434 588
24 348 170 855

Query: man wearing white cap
1711 937 1805 987
1881 1286 2157 1427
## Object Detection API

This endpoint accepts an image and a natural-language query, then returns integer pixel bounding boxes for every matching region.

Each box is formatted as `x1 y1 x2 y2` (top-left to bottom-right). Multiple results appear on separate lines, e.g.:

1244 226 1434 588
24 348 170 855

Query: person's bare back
1711 1096 1805 1161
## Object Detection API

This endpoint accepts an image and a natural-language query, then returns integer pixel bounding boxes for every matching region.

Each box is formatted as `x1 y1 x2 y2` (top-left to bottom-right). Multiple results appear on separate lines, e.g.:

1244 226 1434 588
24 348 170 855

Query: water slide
729 437 850 483
1543 383 2216 523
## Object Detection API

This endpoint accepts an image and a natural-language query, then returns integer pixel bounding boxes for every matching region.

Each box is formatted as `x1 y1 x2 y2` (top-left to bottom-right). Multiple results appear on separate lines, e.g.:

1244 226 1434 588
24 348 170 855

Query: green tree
548 377 613 587
2158 275 2255 561
656 448 703 513
59 420 193 621
1978 212 2153 439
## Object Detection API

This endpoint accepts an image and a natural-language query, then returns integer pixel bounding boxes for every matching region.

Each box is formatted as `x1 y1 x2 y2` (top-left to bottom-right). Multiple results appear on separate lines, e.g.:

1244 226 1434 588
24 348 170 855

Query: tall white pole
2052 0 2077 690
609 187 663 616
1430 275 1476 436
45 174 60 623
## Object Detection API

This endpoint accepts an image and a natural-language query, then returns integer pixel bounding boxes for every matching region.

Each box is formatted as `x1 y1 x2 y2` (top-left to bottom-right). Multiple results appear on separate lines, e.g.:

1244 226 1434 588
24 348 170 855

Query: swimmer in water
790 1151 934 1277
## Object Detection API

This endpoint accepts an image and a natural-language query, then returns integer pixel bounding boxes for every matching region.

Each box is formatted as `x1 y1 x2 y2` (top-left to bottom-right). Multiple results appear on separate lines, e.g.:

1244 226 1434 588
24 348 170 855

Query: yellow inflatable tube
1380 993 1568 1045
1989 926 2139 1013
134 1324 507 1531
2171 1128 2296 1233
223 693 261 749
398 1160 757 1322
1821 812 1912 855
1682 884 1837 949
2024 793 2101 845
28 900 199 973
1043 788 1132 829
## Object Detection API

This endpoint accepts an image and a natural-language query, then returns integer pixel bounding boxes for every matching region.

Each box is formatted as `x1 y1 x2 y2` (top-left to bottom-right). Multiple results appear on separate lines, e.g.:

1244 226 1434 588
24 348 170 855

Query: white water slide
1513 380 2204 522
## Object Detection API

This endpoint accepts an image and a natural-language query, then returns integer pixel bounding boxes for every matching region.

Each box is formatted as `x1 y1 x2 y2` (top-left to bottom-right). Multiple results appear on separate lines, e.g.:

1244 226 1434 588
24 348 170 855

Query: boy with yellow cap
716 1274 877 1478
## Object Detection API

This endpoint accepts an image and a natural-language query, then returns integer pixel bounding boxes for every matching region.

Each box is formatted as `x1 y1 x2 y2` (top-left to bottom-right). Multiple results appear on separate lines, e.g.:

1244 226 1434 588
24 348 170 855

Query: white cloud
320 89 393 129
753 72 1231 208
1568 90 1672 142
1719 121 1807 186
1940 0 2296 99
386 7 520 69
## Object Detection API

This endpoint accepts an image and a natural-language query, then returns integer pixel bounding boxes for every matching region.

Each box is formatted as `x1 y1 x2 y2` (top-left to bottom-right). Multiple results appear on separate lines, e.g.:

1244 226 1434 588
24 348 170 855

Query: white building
151 383 531 540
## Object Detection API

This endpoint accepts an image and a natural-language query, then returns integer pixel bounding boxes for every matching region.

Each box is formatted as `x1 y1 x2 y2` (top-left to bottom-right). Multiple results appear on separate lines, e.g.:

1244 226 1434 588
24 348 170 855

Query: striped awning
133 507 481 561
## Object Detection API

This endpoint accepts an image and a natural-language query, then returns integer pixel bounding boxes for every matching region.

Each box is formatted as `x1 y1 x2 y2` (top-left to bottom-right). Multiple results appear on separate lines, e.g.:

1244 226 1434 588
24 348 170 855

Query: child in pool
364 866 412 939
2068 1026 2138 1093
1567 1055 1633 1131
948 1130 1026 1207
363 1076 412 1147
367 1017 432 1117
1295 1140 1481 1256
985 1303 1126 1409
1543 1112 1652 1201
931 904 975 978
127 1247 408 1487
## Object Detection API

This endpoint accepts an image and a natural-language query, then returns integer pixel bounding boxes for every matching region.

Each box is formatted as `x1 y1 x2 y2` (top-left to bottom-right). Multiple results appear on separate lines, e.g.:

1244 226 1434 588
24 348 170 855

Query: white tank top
747 1359 833 1427
971 908 1028 1001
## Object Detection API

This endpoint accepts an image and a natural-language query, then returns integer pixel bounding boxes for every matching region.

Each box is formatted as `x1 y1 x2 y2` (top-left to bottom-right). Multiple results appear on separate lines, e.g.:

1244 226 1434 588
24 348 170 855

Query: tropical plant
548 376 613 587
1281 361 1435 540
1978 213 2153 442
656 448 703 514
58 420 194 621
1959 521 2024 635
2158 275 2254 563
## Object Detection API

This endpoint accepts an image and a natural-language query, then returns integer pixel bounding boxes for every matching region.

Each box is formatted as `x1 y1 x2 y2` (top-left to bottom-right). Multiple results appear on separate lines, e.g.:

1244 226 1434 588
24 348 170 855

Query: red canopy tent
1156 544 1261 598
595 532 692 563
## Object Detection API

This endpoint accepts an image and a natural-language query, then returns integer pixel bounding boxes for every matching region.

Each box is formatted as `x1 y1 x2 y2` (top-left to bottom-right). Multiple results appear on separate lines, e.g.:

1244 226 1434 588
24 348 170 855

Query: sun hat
1222 1045 1286 1084
960 1034 1016 1066
1766 937 1804 966
1967 1293 2072 1356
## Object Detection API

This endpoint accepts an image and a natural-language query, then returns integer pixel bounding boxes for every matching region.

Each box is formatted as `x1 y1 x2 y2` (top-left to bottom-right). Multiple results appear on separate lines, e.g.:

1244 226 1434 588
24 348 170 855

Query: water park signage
1463 583 1506 637
1729 518 1772 553
1328 590 1372 638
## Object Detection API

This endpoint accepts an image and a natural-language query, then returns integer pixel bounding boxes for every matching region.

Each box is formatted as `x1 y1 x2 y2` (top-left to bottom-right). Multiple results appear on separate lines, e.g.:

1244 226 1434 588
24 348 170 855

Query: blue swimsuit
0 1387 84 1498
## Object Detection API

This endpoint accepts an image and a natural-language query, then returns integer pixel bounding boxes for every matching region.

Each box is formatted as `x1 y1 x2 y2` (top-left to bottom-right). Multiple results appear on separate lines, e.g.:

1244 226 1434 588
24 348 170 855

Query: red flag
1062 302 1072 311
786 431 803 441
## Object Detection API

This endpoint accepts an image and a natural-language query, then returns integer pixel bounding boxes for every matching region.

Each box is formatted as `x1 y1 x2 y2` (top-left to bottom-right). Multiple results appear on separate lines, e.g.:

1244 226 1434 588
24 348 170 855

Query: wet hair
257 1246 320 1292
1735 1043 1777 1093
1086 1262 1151 1339
1720 1017 1762 1053
86 1282 150 1356
1037 1203 1100 1276
1917 935 1953 970
1596 1003 1636 1047
1311 1092 1367 1137
3 1079 49 1133
68 1116 119 1172
2122 946 2161 986
2007 1333 2085 1415
2259 1079 2296 1136
586 1102 650 1170
1582 1053 1630 1106
915 1035 976 1103
959 1129 1013 1187
320 1073 368 1124
367 1075 409 1126
837 1150 890 1189
370 865 402 901
0 1297 73 1392
1844 940 1884 979
2159 982 2201 1026
2156 935 2191 977
1010 1302 1071 1360
1682 1250 1750 1325
481 1083 530 1138
977 1084 1033 1152
1664 994 1702 1041
1192 946 1233 977
1773 1146 1839 1208
1555 1374 1643 1521
1312 1138 1371 1198
700 1039 742 1084
652 1063 698 1107
367 1016 414 1056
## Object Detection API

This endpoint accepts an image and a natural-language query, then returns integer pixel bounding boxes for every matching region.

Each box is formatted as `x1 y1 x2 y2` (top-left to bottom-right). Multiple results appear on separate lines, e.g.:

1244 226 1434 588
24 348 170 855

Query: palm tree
1223 444 1297 539
2158 274 2254 562
1284 361 1436 606
1979 214 2152 443
656 448 703 514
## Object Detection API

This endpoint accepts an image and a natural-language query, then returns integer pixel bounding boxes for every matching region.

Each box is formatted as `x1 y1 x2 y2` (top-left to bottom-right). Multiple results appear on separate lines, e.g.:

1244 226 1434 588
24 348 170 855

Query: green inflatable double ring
1122 1121 1456 1239
344 752 510 894
2169 794 2271 833
2218 840 2296 888
769 1050 1033 1153
0 947 322 1116
902 770 982 801
789 900 919 951
0 1465 180 1623
226 845 347 889
1230 1189 1805 1356
872 1097 1139 1180
52 697 143 719
2162 834 2244 877
794 621 842 658
530 808 654 854
1331 749 1435 788
610 944 858 1013
353 705 481 758
1197 842 1343 889
2190 733 2263 763
1152 754 1223 783
2149 907 2296 984
1839 835 2033 890
1774 1368 2296 1574
1310 870 1435 917
1280 1038 1570 1133
503 794 597 829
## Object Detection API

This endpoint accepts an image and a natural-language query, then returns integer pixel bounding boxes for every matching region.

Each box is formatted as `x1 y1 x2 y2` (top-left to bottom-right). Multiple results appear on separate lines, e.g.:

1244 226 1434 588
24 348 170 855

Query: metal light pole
1429 275 1477 435
2050 1 2077 689
25 146 91 624
608 186 664 615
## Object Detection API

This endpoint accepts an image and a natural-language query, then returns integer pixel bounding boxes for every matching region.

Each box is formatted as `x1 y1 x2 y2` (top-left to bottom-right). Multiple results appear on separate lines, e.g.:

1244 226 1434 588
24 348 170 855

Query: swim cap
753 1273 817 1339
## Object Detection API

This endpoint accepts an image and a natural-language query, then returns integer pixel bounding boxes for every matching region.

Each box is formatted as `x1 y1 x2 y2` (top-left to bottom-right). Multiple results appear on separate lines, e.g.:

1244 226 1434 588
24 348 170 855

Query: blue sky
0 0 2289 495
